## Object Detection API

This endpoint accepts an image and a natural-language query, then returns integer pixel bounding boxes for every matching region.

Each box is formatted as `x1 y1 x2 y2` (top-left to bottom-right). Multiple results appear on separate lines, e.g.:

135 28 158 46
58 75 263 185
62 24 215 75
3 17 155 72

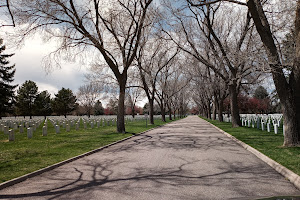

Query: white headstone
91 122 94 129
19 125 24 133
4 126 9 135
274 124 278 134
267 123 271 132
42 126 47 136
27 127 33 139
66 124 70 132
261 122 265 131
13 123 18 130
63 122 66 128
9 129 15 141
55 125 60 134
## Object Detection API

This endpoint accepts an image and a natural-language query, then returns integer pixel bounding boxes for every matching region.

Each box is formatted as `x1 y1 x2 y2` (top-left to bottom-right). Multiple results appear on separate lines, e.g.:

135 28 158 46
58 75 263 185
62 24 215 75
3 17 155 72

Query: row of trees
184 0 300 146
1 35 188 120
5 80 78 119
173 0 300 146
196 85 276 118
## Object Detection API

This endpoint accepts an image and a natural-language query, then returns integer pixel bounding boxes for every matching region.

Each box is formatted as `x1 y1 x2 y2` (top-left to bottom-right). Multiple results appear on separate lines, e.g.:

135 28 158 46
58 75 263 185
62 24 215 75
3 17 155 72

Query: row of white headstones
47 117 119 134
0 116 144 142
0 119 44 141
220 114 284 135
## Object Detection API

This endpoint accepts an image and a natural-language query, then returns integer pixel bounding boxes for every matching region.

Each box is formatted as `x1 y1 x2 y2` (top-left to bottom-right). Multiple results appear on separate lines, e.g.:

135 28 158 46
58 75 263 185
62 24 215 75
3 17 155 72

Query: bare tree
154 57 191 122
77 83 100 118
136 34 178 124
162 61 191 120
190 63 214 119
125 77 144 118
9 0 154 133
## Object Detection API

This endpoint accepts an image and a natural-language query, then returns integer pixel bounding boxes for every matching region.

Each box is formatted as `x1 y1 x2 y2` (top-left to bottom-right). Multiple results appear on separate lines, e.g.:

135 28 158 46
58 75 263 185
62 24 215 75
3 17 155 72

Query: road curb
0 118 183 190
205 120 300 191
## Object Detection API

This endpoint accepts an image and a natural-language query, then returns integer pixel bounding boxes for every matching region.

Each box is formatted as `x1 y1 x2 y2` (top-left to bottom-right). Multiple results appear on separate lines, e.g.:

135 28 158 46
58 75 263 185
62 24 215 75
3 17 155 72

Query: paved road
0 116 299 200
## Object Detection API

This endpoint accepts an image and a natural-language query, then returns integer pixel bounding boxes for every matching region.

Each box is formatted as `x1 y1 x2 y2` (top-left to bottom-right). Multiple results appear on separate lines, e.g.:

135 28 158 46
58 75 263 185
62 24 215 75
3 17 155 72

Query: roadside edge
204 119 300 191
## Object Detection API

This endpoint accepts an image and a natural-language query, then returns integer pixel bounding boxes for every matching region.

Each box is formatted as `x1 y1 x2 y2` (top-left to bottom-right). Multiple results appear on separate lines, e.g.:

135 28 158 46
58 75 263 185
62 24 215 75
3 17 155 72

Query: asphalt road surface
0 116 299 200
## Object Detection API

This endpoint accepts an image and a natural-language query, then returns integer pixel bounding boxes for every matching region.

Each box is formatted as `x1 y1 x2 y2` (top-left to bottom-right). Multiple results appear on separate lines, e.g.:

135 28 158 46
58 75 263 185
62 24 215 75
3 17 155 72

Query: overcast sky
1 31 88 97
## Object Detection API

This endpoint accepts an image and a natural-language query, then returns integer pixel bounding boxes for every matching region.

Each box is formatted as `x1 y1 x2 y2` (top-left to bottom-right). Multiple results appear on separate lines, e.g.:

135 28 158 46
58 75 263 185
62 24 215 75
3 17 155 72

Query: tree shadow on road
0 155 298 199
0 122 299 199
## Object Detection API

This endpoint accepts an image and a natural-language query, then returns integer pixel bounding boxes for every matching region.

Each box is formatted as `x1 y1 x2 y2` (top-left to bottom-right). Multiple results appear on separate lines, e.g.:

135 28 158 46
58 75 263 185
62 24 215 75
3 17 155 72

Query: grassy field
0 117 178 183
202 117 300 176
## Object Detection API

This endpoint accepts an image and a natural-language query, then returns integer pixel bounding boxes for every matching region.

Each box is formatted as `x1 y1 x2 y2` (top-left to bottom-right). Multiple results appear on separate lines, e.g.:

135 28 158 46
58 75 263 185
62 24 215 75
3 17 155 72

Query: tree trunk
207 100 211 119
149 99 154 124
117 83 126 133
131 107 135 118
205 105 209 119
229 83 241 127
161 105 166 122
212 100 217 120
168 103 172 120
247 0 300 146
283 0 300 146
218 98 224 122
290 0 300 144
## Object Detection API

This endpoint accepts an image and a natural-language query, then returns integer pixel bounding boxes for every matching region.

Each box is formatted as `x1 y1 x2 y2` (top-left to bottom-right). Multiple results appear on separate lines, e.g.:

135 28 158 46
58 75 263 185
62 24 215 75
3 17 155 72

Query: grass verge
202 117 300 176
0 117 179 183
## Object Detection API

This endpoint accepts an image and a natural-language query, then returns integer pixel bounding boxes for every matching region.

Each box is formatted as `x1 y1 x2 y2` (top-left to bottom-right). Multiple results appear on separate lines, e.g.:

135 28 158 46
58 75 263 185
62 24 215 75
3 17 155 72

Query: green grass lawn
202 117 300 176
0 117 179 183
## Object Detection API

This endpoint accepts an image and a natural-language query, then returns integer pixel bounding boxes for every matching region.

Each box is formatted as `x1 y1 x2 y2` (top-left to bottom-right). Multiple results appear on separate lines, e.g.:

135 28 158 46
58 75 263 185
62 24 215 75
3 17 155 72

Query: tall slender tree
0 39 17 119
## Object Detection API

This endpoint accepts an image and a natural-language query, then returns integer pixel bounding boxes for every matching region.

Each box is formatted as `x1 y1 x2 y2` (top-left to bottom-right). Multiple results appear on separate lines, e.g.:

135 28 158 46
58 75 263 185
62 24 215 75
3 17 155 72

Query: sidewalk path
0 116 299 200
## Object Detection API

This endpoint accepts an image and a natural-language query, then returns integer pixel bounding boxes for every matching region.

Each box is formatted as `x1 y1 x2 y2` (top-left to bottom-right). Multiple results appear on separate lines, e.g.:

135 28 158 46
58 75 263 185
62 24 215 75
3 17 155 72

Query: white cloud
3 34 87 96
